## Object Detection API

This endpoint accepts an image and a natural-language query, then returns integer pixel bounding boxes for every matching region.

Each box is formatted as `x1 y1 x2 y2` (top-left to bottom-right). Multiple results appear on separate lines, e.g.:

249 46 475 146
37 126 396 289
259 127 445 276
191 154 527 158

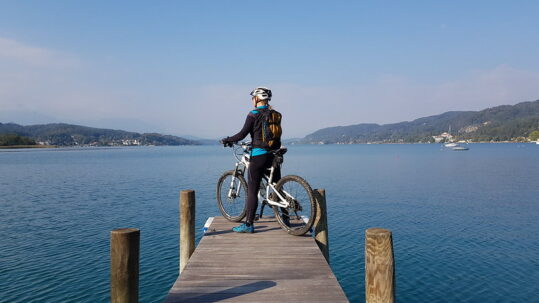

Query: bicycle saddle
272 148 287 156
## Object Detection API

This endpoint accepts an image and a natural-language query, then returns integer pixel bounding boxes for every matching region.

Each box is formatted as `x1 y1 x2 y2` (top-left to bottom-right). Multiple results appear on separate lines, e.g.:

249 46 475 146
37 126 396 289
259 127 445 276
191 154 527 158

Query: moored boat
452 145 469 151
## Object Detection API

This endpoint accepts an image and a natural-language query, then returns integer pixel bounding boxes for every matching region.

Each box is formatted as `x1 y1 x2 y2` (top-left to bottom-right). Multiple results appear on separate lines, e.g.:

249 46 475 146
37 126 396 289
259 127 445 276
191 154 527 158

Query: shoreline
0 145 57 149
295 141 537 145
1 142 536 150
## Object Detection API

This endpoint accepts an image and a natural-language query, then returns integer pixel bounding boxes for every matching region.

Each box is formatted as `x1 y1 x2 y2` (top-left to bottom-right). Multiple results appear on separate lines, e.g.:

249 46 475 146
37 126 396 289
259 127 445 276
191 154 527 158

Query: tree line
0 134 36 146
0 123 197 146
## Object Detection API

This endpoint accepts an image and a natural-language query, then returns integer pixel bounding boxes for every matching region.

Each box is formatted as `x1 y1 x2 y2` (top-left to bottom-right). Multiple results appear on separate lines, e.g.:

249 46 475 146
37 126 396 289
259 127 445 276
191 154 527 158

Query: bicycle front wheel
216 170 248 222
272 175 316 236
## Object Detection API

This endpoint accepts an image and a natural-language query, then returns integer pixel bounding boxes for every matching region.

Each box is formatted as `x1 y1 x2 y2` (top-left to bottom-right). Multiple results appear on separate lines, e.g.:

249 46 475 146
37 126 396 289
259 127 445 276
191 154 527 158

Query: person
221 87 282 233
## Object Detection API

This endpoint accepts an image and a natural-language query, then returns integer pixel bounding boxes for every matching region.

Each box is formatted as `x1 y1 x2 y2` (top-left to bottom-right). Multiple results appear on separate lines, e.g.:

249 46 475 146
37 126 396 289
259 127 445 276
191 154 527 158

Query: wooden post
365 228 395 303
313 188 329 264
179 189 196 274
110 228 140 303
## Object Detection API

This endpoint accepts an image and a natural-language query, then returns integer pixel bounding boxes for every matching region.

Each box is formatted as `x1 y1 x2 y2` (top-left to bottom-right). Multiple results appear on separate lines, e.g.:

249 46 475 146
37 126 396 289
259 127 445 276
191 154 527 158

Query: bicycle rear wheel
216 170 248 222
272 175 316 236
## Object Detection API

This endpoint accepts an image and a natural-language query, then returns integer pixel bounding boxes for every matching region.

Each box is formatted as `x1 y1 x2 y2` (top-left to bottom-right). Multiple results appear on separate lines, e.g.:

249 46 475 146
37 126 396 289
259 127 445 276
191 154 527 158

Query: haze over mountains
1 99 538 146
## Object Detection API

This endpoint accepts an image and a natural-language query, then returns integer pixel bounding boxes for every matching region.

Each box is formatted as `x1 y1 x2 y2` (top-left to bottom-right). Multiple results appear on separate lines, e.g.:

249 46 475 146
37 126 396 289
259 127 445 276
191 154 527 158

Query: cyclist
221 87 282 233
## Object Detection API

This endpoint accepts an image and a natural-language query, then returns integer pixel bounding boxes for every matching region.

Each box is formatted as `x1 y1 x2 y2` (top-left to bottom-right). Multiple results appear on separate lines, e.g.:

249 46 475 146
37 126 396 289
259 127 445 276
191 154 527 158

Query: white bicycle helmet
250 87 272 101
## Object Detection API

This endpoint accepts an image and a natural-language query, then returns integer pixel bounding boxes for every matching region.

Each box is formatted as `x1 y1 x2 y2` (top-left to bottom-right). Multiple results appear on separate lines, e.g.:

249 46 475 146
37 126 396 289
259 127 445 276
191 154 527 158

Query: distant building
433 132 454 143
121 139 141 146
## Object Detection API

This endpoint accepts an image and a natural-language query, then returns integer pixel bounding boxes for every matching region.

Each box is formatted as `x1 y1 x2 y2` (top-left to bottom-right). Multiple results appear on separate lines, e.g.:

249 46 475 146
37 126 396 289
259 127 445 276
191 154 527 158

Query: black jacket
226 108 281 150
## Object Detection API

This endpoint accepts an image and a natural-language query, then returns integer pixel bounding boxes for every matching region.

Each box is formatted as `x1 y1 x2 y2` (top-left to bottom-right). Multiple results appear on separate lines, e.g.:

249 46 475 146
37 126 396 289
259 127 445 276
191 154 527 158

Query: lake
1 144 538 302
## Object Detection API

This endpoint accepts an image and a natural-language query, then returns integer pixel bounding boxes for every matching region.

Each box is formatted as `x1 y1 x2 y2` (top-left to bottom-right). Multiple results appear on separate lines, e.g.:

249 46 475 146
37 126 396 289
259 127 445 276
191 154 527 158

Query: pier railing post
179 189 195 274
365 228 395 303
313 188 329 264
110 228 140 303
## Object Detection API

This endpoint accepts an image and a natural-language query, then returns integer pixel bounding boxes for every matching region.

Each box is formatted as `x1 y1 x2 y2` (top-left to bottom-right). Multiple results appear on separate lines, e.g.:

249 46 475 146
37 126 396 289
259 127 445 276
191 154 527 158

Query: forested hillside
302 100 539 144
0 123 197 146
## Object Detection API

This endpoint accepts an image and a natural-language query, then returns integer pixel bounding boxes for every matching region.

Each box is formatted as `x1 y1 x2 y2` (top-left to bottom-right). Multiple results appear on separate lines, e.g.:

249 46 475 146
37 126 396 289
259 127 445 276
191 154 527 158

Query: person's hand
220 138 234 147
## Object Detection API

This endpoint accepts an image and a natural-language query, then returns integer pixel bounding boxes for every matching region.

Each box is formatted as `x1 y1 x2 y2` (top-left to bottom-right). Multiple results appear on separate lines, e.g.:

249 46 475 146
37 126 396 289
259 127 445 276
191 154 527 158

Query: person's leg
272 156 281 182
245 154 267 225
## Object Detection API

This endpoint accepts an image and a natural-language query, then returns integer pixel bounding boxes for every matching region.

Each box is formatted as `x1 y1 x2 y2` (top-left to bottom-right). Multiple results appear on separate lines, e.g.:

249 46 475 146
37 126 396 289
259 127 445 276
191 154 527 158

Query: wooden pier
110 189 396 303
165 216 348 302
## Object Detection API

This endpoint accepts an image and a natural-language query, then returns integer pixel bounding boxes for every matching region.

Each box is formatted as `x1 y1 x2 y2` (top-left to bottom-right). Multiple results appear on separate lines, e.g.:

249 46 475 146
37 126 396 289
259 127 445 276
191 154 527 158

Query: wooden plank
165 216 348 302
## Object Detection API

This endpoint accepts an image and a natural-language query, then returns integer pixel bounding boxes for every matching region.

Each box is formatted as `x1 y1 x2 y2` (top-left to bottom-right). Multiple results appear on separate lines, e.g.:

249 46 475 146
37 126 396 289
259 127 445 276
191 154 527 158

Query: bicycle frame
228 143 291 209
260 166 290 208
227 148 248 199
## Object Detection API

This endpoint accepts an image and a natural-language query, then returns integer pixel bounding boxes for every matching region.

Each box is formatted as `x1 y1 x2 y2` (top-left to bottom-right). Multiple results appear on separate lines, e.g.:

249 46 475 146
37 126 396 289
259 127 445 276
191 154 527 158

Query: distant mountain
0 123 198 146
302 99 539 144
176 135 220 145
282 138 303 145
195 139 220 145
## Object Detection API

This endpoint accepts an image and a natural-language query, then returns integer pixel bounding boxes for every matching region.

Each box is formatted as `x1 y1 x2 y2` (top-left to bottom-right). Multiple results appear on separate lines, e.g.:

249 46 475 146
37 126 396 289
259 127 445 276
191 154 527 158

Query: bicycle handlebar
221 141 251 148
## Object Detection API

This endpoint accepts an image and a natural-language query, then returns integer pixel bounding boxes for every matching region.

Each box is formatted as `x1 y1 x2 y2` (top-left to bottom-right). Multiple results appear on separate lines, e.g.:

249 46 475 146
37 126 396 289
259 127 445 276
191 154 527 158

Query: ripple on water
1 145 539 302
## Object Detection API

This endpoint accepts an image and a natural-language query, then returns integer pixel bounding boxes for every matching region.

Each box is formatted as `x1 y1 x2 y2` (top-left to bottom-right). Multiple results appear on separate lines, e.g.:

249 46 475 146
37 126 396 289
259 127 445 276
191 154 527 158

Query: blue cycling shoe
232 223 254 233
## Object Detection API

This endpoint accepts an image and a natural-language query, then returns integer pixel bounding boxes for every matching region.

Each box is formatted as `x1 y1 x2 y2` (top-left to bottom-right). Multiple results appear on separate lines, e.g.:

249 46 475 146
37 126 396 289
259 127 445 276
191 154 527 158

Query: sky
1 1 538 138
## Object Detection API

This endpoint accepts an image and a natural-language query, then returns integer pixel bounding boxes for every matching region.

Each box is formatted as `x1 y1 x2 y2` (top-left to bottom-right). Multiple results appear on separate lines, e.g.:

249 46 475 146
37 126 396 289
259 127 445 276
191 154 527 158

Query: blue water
1 144 538 302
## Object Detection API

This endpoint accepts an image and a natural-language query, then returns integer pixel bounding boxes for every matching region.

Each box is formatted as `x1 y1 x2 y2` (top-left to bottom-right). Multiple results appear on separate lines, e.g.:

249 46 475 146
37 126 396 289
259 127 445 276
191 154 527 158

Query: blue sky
1 1 538 138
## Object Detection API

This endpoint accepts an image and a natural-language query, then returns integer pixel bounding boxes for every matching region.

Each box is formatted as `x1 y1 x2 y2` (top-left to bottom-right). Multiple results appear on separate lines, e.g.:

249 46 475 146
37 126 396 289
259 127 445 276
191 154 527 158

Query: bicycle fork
227 165 244 199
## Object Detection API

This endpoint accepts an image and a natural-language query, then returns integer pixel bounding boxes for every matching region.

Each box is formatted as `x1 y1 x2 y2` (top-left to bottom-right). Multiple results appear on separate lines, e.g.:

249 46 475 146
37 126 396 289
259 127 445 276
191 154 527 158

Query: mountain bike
216 142 316 236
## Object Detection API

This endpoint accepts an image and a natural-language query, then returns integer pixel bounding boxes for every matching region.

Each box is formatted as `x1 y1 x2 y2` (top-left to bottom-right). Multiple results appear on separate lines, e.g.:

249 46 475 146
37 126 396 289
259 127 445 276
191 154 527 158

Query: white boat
536 141 539 145
452 144 469 151
443 125 458 147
